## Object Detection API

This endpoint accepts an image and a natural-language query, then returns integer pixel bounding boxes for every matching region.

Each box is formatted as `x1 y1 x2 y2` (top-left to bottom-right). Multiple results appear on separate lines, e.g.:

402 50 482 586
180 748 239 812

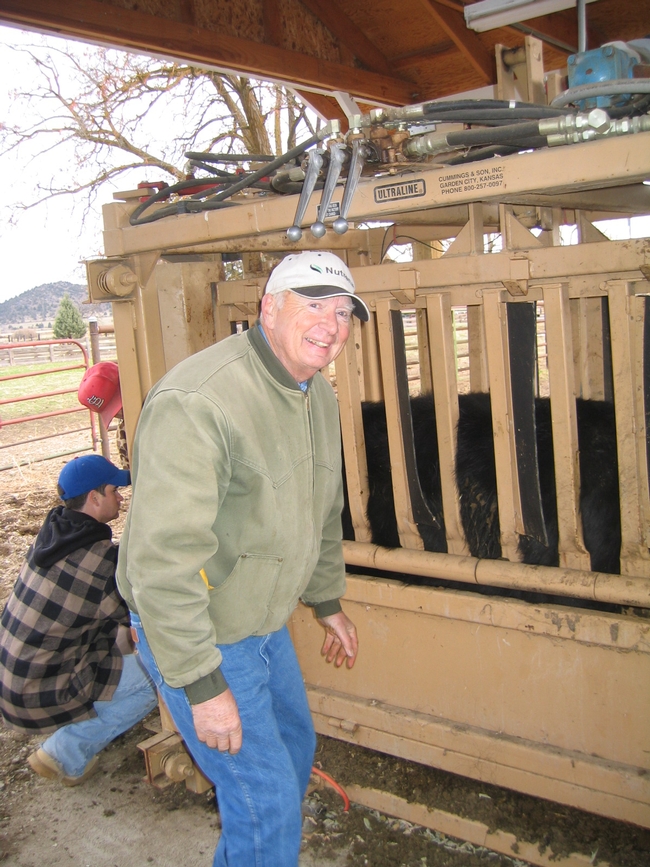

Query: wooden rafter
294 90 349 124
508 12 591 54
3 0 644 107
416 0 495 83
178 0 196 27
391 40 456 71
433 0 589 55
0 0 415 105
298 0 394 76
262 0 284 48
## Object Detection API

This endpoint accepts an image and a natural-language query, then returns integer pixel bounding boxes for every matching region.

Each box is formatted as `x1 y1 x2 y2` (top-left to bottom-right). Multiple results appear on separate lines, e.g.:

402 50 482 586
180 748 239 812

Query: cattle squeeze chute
87 41 650 829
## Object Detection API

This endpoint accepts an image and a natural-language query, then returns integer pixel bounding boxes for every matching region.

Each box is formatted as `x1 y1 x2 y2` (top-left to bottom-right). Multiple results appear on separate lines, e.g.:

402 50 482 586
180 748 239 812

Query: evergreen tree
53 294 86 339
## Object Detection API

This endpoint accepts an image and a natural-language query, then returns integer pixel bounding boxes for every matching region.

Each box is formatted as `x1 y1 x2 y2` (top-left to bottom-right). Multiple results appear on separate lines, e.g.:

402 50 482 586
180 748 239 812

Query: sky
0 24 325 306
0 24 302 304
0 180 105 302
0 24 649 305
0 26 131 302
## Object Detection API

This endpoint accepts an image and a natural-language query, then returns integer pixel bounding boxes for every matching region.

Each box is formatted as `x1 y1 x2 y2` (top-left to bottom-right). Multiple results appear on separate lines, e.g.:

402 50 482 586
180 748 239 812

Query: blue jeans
130 614 316 867
42 652 157 777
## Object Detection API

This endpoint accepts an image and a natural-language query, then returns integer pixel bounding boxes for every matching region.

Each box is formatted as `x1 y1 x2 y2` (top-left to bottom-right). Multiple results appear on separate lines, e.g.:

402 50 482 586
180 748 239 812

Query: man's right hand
191 689 242 754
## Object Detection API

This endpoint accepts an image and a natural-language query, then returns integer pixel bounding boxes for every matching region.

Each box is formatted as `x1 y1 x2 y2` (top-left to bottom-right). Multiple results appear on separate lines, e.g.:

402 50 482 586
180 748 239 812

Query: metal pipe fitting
542 108 650 146
404 131 452 158
365 103 427 127
539 108 611 138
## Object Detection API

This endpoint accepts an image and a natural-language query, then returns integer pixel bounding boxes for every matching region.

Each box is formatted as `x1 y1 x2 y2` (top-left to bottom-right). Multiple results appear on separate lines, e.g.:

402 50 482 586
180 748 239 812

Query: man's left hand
317 611 358 669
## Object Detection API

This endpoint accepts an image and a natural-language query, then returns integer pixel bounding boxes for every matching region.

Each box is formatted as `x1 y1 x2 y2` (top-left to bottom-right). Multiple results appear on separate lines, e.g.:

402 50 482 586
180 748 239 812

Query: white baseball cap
264 251 369 322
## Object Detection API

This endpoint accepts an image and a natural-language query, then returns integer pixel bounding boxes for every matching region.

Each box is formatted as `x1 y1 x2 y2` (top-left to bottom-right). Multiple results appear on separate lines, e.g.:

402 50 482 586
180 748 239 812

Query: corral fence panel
0 324 118 470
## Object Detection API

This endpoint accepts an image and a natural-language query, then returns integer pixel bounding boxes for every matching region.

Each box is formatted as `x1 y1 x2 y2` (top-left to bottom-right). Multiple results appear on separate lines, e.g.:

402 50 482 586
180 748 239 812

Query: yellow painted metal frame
89 130 650 827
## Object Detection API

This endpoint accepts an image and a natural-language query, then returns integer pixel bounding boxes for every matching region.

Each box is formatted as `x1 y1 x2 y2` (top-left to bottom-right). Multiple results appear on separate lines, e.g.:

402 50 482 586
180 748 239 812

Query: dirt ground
0 424 649 867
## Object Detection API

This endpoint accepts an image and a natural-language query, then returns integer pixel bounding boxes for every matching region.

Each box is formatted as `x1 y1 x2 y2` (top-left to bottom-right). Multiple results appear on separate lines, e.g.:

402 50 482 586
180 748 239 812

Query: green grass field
0 361 87 421
0 360 97 473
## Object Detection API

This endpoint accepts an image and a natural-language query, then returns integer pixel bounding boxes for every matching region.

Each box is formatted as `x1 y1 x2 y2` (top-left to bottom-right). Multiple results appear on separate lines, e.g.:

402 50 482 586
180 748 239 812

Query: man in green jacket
117 250 367 867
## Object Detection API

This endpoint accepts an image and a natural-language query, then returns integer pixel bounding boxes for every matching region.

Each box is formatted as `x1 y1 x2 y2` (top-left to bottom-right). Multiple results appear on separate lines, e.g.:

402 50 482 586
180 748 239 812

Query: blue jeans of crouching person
42 653 157 777
130 613 316 867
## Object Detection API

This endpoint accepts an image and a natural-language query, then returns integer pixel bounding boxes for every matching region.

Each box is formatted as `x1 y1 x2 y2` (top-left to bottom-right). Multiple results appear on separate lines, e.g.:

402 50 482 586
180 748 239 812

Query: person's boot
27 747 99 786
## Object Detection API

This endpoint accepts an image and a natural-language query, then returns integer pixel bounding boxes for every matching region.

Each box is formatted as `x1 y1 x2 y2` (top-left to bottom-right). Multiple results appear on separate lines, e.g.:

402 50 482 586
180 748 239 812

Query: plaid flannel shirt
0 532 129 734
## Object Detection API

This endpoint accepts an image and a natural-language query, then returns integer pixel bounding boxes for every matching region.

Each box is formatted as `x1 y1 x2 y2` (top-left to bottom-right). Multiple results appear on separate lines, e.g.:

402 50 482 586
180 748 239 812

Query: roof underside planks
0 0 649 110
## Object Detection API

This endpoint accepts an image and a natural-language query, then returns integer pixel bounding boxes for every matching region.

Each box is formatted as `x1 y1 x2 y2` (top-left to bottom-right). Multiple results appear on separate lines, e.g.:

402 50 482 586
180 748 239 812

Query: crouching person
0 454 157 785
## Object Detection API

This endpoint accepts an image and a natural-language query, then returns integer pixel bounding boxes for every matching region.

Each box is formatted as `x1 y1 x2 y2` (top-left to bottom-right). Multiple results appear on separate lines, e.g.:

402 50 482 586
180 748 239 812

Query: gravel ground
0 427 649 867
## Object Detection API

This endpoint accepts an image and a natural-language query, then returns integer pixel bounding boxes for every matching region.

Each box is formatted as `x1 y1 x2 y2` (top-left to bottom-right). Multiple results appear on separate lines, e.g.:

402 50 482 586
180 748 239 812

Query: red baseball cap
78 362 122 428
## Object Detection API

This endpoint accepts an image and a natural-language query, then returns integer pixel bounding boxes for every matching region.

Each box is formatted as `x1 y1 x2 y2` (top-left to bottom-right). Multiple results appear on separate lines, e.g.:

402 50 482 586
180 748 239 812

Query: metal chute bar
507 302 548 547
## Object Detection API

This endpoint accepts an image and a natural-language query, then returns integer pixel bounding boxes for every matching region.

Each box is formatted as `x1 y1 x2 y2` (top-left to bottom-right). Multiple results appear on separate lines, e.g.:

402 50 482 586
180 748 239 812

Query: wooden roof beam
391 40 456 71
417 0 495 83
298 0 394 76
178 0 196 27
294 90 349 124
262 0 284 48
427 0 591 55
0 0 416 105
508 11 585 54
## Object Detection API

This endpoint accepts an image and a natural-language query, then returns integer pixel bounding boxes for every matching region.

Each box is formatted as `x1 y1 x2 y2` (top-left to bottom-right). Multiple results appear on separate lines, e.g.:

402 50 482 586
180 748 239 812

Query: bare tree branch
0 38 317 225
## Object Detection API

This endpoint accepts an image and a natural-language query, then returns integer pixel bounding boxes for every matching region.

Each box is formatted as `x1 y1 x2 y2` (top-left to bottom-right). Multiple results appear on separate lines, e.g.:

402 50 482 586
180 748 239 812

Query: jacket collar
247 322 311 392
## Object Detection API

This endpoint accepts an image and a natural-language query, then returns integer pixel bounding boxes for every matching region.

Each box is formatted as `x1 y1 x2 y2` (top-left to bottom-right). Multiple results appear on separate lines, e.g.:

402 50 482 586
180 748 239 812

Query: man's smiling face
261 290 353 382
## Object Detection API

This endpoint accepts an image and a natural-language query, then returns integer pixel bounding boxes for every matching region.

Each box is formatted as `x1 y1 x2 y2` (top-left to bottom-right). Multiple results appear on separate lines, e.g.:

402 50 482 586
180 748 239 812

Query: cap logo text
324 266 354 289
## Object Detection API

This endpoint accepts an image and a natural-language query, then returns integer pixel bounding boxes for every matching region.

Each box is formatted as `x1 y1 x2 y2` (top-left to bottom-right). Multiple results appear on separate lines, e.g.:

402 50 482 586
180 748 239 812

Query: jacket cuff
313 598 342 618
184 667 229 705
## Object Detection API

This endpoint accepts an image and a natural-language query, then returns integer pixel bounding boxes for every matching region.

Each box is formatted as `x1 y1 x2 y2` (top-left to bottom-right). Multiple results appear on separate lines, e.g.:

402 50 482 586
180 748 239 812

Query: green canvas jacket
117 325 346 703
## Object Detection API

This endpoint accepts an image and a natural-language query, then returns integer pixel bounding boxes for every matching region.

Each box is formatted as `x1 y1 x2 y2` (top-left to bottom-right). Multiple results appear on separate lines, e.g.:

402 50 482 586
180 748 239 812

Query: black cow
342 392 624 608
456 392 621 574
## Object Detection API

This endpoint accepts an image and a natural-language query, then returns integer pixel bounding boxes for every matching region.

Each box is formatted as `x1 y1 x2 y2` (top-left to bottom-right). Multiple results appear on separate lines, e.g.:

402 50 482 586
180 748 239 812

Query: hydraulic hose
406 120 545 158
420 100 650 163
608 93 650 117
551 78 650 108
208 131 325 204
422 98 562 113
186 161 241 178
446 144 527 165
422 106 568 123
418 107 566 126
184 152 276 163
130 130 330 225
128 178 227 225
129 196 238 225
445 121 542 146
366 99 569 126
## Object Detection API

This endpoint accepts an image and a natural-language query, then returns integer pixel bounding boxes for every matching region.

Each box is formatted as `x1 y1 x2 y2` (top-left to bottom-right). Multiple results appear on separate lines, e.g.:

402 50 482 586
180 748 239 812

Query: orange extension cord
311 766 350 812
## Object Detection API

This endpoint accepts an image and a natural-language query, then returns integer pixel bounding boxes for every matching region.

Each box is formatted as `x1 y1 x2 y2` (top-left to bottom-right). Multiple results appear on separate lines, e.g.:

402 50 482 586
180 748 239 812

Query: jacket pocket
208 553 283 639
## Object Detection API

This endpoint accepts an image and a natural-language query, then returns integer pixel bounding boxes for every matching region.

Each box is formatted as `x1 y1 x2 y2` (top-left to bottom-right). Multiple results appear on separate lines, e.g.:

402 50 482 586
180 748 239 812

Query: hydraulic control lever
310 142 347 239
332 139 369 235
286 149 324 242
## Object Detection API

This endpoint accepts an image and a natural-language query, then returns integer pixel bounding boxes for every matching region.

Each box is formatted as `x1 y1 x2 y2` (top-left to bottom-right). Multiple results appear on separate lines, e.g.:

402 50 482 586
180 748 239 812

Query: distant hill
0 282 112 330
